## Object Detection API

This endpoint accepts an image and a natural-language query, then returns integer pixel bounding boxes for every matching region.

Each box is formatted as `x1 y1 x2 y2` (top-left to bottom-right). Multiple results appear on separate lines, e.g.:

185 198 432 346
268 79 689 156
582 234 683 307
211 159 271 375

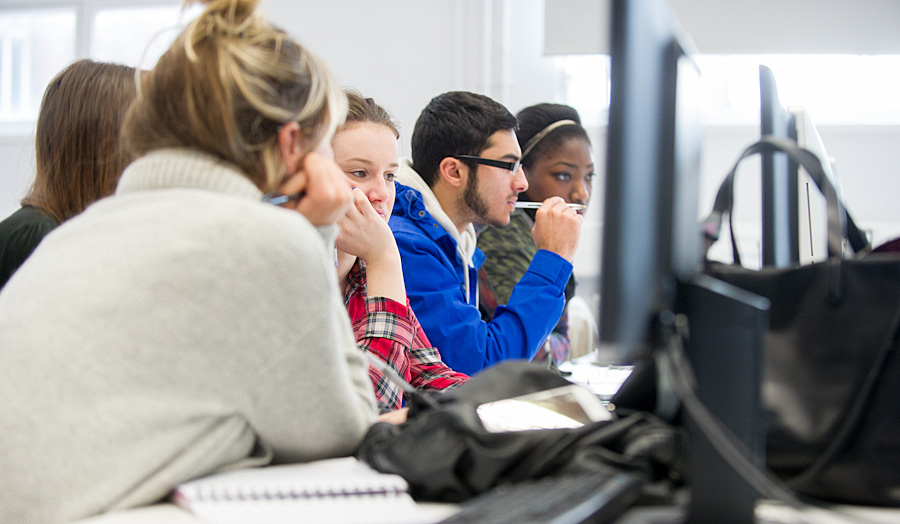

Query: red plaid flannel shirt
344 260 468 411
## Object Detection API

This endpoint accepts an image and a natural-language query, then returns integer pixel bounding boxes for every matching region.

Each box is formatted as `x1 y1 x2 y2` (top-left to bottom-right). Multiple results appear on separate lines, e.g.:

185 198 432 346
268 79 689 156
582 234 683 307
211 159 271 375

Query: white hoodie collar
396 158 479 303
396 158 478 263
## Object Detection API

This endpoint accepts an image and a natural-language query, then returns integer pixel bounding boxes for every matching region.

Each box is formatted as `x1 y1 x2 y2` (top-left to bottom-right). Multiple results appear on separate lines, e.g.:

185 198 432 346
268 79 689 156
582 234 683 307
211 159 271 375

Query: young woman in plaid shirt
334 91 469 412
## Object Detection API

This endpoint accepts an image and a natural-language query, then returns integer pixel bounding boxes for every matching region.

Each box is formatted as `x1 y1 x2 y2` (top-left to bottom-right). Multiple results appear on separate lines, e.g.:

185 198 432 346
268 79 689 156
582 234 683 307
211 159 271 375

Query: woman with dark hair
477 103 596 365
0 59 138 290
0 1 378 522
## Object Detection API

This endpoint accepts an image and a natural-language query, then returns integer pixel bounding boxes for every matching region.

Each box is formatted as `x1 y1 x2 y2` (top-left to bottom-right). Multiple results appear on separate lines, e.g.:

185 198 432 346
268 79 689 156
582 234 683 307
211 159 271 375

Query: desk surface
69 502 459 524
69 504 202 524
70 500 900 524
558 353 634 400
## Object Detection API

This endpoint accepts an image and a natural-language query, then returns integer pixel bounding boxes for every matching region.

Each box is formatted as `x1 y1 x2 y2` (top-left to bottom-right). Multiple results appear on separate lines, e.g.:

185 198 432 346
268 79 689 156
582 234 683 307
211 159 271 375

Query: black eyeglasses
453 155 522 175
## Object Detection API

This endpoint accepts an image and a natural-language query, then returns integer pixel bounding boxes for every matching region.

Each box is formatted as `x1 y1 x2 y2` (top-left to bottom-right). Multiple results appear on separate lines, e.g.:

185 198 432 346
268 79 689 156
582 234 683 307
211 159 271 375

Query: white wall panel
545 0 900 55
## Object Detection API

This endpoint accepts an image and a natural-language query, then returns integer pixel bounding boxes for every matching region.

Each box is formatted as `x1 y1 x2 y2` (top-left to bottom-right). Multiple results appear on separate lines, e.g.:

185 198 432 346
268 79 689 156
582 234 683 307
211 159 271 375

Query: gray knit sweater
0 149 378 524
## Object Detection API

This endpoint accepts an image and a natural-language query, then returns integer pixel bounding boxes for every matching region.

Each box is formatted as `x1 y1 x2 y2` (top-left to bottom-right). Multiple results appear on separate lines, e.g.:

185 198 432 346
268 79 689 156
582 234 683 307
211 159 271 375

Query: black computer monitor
759 65 800 267
759 66 869 264
599 2 767 522
598 0 703 364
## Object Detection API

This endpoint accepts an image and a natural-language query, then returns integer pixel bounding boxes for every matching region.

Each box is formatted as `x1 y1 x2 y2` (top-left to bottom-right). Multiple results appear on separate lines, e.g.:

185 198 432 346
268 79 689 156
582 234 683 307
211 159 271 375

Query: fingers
352 186 367 211
350 186 379 218
532 197 583 262
291 152 353 226
336 187 394 261
535 196 583 224
540 196 581 216
277 170 307 201
341 188 377 229
541 196 566 209
376 407 409 425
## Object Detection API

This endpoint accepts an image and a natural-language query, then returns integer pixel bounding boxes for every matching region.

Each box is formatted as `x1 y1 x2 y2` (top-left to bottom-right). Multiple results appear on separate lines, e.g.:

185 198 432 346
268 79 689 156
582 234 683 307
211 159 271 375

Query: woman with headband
478 103 595 366
0 1 379 522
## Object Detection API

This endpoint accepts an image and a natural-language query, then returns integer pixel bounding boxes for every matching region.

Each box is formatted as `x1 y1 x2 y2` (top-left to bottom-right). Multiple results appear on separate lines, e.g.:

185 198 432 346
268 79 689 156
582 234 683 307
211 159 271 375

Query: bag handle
702 135 869 266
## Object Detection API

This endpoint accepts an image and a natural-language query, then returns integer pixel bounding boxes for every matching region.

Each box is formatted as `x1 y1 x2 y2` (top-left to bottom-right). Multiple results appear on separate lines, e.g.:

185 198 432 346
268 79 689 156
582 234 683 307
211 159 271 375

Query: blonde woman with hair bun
0 1 379 522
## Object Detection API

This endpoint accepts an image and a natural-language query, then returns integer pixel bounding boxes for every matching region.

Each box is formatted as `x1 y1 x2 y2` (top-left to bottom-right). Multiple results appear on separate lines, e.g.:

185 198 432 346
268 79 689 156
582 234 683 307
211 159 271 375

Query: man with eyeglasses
390 91 583 375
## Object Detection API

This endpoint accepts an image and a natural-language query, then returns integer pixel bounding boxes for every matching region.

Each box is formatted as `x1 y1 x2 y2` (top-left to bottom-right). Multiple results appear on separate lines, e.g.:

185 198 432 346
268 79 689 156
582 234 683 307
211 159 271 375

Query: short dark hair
410 91 517 187
516 103 590 171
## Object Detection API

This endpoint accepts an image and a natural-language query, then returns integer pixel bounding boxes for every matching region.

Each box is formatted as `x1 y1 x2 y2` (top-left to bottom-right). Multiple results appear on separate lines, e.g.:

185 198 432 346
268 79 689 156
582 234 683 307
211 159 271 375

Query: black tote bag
703 136 900 506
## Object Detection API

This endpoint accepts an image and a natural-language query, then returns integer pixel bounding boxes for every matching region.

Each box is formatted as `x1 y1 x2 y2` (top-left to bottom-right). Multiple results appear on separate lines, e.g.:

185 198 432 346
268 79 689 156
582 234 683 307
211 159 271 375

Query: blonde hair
122 0 347 192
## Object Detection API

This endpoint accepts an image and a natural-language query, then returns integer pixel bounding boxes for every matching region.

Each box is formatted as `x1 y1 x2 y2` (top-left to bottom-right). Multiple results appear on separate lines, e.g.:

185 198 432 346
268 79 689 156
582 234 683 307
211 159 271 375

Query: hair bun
186 0 263 40
186 0 260 10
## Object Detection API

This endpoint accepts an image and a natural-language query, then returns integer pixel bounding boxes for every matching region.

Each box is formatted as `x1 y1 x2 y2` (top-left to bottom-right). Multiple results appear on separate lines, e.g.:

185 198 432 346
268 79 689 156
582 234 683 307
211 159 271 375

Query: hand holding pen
264 152 352 227
529 196 584 262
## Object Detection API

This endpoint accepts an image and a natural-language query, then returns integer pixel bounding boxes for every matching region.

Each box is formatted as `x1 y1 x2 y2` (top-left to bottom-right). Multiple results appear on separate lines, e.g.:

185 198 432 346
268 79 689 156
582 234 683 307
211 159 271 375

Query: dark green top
0 205 58 290
478 210 540 304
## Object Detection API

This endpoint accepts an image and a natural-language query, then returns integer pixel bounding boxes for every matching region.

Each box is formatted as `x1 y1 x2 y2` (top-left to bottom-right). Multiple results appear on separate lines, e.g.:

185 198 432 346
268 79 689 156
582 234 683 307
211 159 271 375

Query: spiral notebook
172 457 457 524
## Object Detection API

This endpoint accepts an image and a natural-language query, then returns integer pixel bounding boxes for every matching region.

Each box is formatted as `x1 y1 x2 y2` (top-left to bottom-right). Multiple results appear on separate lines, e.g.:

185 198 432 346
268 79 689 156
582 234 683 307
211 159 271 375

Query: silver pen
262 191 305 206
514 202 586 210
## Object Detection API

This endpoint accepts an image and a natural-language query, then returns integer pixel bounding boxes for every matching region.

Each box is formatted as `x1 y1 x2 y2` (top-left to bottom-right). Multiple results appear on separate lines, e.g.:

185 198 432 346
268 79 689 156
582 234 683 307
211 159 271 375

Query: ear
437 156 466 190
277 122 308 174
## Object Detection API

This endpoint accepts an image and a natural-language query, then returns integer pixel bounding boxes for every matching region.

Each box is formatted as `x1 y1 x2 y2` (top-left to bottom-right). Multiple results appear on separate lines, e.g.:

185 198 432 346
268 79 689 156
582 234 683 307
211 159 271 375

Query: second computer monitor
759 64 800 267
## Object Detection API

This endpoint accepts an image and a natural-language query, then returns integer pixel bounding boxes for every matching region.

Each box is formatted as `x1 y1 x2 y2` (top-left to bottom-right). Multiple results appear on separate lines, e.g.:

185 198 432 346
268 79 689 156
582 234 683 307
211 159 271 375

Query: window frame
0 0 186 134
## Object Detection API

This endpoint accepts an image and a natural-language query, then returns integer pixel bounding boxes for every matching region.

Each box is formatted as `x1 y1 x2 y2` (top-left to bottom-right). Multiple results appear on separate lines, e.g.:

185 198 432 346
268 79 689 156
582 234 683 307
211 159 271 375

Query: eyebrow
343 158 400 170
549 161 595 170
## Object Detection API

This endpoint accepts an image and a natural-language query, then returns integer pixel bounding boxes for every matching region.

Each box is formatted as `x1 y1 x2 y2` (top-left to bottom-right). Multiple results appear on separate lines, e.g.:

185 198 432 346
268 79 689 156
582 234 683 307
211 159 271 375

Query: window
560 54 900 127
0 8 76 125
0 2 199 131
559 54 610 127
91 5 202 70
698 55 900 126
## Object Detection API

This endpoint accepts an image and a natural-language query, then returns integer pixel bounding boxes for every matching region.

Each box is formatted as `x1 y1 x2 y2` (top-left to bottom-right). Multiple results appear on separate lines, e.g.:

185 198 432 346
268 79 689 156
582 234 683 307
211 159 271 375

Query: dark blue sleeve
395 226 571 375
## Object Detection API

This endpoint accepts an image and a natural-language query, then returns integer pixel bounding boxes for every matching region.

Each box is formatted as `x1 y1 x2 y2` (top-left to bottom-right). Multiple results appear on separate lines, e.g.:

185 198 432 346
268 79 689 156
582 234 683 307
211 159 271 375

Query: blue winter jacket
390 182 572 375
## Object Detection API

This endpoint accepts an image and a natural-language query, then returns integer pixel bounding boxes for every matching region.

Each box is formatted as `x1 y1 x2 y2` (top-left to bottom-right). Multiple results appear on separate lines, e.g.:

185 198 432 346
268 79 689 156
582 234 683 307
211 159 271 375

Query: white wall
262 0 474 158
547 0 900 55
0 0 563 215
2 0 900 289
259 0 569 158
0 134 36 213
